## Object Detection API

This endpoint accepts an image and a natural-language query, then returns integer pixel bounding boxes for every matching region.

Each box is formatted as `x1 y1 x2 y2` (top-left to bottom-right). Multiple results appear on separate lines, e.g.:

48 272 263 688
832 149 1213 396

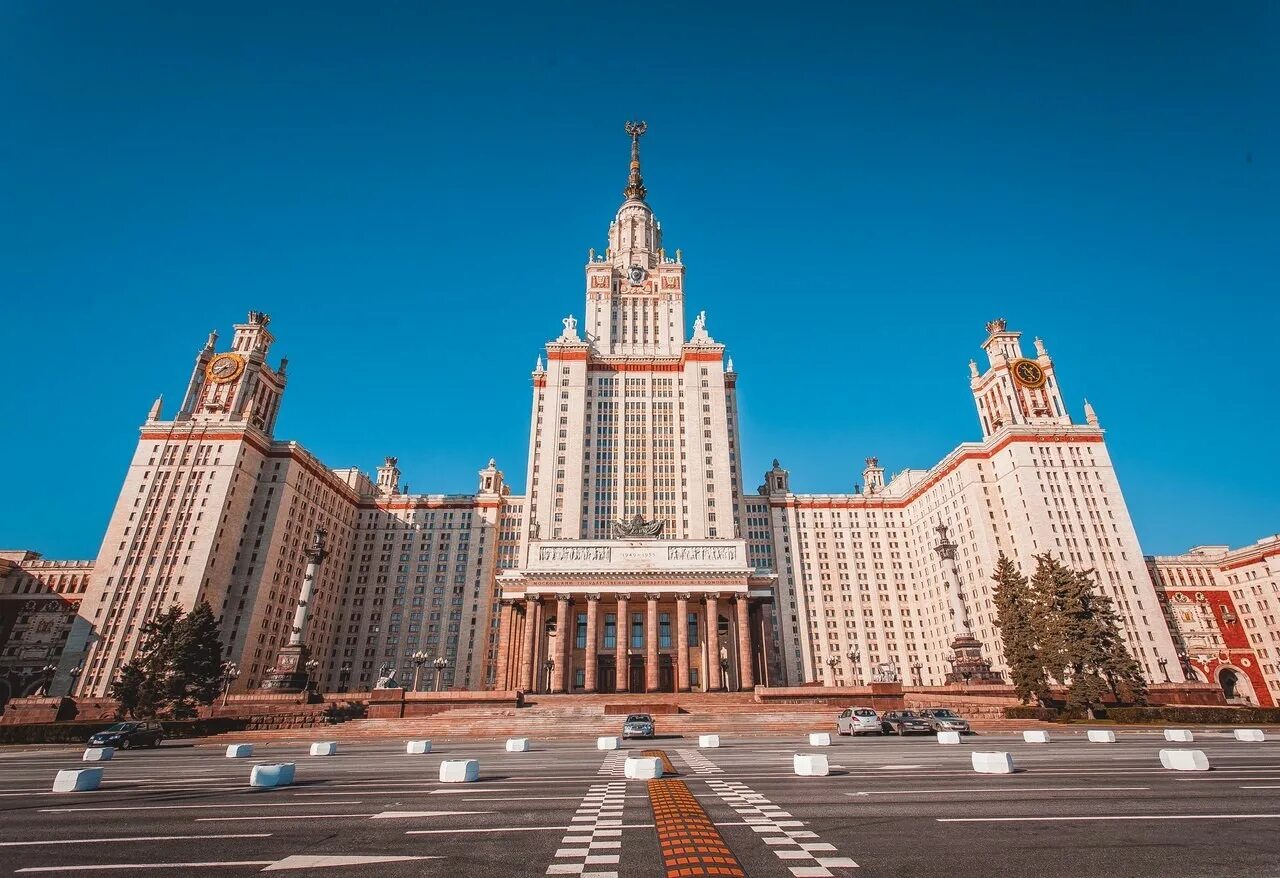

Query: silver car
836 707 881 736
622 713 654 739
917 708 972 734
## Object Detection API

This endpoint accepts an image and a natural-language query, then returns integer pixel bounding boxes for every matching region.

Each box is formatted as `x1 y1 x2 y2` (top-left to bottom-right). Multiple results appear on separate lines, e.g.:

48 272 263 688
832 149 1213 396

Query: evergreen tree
108 602 224 719
990 553 1047 704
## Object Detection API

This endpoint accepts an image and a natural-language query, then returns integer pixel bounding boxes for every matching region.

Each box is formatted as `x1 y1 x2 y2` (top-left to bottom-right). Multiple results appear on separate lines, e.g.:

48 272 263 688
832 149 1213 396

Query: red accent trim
589 362 683 373
533 375 547 388
1221 550 1280 571
367 498 484 511
546 350 588 361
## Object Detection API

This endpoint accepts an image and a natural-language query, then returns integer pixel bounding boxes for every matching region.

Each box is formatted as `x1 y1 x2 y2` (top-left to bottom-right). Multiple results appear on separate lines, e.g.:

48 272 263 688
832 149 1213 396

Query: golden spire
623 120 647 200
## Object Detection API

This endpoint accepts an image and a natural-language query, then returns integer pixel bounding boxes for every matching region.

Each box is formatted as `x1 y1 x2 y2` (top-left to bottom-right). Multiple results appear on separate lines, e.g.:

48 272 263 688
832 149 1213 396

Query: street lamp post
825 655 840 687
846 647 860 686
911 661 923 687
434 656 450 692
338 662 352 692
1157 656 1170 683
411 651 430 691
221 662 240 707
305 659 319 692
542 658 553 694
36 663 57 697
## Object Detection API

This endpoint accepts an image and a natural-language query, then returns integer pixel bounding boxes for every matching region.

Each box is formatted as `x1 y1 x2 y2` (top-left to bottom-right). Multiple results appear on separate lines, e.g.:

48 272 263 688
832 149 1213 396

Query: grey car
917 708 972 734
622 713 654 739
880 710 932 736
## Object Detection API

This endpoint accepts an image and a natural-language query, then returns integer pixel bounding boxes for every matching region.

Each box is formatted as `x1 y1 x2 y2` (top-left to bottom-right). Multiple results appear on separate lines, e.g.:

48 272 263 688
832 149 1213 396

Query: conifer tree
990 553 1047 704
108 602 224 719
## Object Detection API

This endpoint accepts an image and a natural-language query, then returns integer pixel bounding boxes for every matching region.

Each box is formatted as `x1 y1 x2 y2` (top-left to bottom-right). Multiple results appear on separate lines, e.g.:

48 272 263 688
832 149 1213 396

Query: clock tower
970 318 1070 439
176 310 286 436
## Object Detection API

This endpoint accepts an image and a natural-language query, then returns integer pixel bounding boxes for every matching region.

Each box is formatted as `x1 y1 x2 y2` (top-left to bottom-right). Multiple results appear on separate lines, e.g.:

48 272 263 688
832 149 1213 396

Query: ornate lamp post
1157 656 1170 683
846 646 860 685
542 658 553 694
221 662 241 706
305 659 320 692
410 651 429 691
933 524 1003 684
825 655 840 687
431 656 448 692
911 661 923 687
36 663 58 696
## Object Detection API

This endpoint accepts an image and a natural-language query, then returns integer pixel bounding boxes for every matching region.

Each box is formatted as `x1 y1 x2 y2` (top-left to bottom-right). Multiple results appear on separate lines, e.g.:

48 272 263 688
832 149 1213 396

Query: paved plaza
1 732 1277 877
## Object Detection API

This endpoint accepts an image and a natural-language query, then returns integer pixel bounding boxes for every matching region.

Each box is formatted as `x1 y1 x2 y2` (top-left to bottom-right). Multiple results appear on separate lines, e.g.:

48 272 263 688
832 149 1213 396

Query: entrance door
628 656 646 694
658 654 675 692
597 656 616 694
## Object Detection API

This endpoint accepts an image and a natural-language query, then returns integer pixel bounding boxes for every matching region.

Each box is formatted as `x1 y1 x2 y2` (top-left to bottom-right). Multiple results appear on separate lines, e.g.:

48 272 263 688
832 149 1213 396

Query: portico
495 539 776 694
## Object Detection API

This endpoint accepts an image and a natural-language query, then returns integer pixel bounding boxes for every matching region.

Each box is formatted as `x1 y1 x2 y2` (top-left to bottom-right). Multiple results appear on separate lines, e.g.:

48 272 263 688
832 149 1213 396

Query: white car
836 707 881 736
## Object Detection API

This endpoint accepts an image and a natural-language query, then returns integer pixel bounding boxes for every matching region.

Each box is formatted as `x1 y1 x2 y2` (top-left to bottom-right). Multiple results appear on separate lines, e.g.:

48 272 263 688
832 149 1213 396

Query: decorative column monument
932 524 1004 685
261 527 328 691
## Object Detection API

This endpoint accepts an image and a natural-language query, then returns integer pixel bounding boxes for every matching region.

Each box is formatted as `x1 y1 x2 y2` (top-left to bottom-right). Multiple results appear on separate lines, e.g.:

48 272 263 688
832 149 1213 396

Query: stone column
518 595 538 692
706 593 722 692
676 593 691 692
645 593 660 692
615 593 629 693
584 594 600 693
552 594 570 693
736 596 755 691
495 600 515 689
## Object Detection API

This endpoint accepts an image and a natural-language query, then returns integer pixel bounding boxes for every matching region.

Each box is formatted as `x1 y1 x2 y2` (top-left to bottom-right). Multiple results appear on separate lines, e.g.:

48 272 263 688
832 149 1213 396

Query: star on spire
623 120 648 201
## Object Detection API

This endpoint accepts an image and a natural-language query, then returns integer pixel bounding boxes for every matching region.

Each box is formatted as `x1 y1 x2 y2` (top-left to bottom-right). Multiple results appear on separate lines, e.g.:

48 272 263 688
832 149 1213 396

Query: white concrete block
225 744 254 758
1163 729 1195 742
936 731 961 744
250 763 295 787
82 747 114 762
1087 730 1116 743
971 751 1016 774
309 741 338 756
623 756 663 780
793 753 830 776
807 732 832 746
1022 730 1051 743
1159 748 1210 771
505 738 530 752
53 768 102 792
439 759 480 783
698 734 720 748
596 736 620 750
1234 729 1266 743
406 740 432 754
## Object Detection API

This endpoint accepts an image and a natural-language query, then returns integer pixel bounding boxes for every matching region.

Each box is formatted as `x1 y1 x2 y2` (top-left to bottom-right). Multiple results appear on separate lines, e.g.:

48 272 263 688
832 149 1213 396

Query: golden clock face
1011 358 1046 389
206 353 245 384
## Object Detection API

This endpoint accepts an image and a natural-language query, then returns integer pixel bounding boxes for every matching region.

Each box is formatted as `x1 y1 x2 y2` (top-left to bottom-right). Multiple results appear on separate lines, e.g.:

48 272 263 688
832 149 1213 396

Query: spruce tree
990 553 1047 704
108 602 225 719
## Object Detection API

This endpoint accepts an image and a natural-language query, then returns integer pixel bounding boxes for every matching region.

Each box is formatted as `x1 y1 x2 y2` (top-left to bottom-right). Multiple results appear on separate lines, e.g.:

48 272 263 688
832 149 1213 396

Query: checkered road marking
705 778 858 876
675 748 724 775
546 781 626 877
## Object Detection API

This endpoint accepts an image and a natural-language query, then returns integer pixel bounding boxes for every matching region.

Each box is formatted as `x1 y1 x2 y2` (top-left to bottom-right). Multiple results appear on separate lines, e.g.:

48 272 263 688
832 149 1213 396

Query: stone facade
8 125 1261 706
0 552 93 707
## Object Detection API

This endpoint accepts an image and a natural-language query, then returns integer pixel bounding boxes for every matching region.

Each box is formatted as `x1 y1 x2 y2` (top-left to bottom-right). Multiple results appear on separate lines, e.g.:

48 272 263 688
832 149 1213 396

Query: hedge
1005 705 1280 724
0 717 250 745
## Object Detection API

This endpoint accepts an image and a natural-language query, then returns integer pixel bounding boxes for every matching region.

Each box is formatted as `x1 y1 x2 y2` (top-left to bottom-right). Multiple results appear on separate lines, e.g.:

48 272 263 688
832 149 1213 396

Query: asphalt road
1 729 1278 877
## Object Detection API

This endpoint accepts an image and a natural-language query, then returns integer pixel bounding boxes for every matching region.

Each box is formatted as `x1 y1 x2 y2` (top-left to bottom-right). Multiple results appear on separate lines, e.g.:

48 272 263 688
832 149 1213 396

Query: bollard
225 744 254 758
1159 749 1210 771
596 736 621 750
1234 729 1266 743
971 752 1016 774
793 753 830 776
936 731 961 744
808 732 832 746
1087 730 1116 743
505 738 530 752
623 756 663 780
698 734 720 748
1163 729 1194 743
439 759 479 783
407 740 432 754
82 747 114 762
309 742 338 756
1022 731 1051 743
250 763 295 788
53 768 103 792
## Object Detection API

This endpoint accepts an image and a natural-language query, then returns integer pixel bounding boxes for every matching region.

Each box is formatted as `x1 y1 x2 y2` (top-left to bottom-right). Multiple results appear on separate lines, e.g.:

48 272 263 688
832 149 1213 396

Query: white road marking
545 781 626 877
195 814 375 822
705 778 858 875
262 855 440 870
17 862 274 872
848 786 1149 796
938 813 1280 823
371 810 493 819
0 834 271 847
406 822 656 835
1241 785 1280 789
15 855 441 873
428 787 520 795
39 801 362 813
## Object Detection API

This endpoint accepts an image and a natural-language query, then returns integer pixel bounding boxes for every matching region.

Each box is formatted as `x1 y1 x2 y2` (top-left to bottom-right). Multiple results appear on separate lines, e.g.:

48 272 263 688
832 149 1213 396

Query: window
575 613 587 649
603 614 617 649
631 613 644 649
659 612 672 649
687 612 699 647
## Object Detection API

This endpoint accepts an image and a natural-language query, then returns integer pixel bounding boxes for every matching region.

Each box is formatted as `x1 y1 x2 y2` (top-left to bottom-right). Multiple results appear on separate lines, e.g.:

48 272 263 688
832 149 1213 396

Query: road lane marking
408 822 656 835
262 855 440 870
848 786 1149 796
0 834 271 847
16 862 274 872
15 855 441 873
195 814 376 822
938 813 1280 823
371 810 494 818
39 801 362 813
705 778 859 875
544 781 626 877
676 748 724 775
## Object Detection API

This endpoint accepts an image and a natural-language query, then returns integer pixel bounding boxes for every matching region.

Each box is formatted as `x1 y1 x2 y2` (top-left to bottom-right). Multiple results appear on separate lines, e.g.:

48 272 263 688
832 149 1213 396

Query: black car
87 721 164 750
879 710 932 736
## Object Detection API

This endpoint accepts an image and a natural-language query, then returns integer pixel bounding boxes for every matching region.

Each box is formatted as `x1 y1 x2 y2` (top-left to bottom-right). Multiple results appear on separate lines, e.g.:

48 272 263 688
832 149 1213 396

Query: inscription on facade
539 546 612 562
668 545 737 562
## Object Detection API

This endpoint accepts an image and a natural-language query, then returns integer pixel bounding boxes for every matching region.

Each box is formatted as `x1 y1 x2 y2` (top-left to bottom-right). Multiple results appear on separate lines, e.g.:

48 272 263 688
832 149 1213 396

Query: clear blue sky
2 2 1276 559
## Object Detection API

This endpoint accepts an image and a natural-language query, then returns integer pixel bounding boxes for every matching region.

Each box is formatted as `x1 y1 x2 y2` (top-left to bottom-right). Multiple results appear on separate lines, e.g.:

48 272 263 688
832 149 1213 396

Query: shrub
0 717 250 746
1106 706 1280 725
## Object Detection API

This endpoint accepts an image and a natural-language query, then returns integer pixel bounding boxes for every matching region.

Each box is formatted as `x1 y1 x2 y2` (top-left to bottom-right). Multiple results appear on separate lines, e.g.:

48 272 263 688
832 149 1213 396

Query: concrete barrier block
936 731 961 744
225 744 254 758
406 740 432 754
971 751 1016 774
1022 730 1051 743
309 741 338 756
250 763 296 788
793 753 830 777
596 736 620 750
1087 730 1116 743
53 768 102 792
439 759 480 783
808 732 832 746
1163 729 1195 743
698 734 720 748
1234 729 1266 743
1159 748 1210 771
82 747 114 762
623 756 663 780
505 738 530 752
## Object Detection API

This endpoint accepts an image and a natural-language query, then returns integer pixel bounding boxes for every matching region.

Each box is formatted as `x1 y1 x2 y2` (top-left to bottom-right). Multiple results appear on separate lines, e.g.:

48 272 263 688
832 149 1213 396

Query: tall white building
66 125 1191 700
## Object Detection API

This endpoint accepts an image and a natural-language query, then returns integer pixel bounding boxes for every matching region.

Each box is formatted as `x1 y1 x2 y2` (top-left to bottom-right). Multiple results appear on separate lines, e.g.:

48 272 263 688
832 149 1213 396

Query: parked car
836 707 881 736
622 713 654 739
87 721 164 750
879 710 932 736
917 708 972 734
